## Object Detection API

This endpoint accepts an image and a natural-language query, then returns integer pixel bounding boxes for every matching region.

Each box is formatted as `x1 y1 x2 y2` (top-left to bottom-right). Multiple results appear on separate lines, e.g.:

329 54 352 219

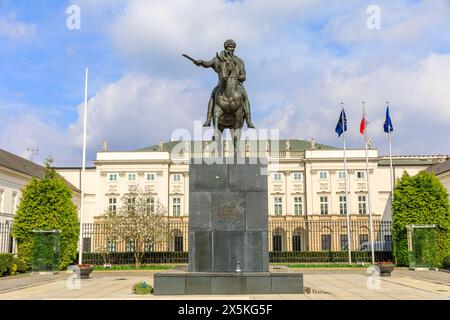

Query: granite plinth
153 272 304 295
188 158 269 273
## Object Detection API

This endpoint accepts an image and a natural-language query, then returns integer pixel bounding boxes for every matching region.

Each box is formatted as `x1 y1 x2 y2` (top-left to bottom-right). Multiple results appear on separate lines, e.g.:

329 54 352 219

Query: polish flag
360 116 367 134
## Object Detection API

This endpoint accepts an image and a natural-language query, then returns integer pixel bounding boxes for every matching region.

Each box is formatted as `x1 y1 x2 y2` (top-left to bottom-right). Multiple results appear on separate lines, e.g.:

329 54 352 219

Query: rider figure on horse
194 39 255 128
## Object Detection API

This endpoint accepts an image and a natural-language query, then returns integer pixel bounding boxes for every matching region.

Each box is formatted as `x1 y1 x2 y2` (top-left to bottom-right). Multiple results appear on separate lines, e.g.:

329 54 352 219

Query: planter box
377 264 395 276
75 266 93 279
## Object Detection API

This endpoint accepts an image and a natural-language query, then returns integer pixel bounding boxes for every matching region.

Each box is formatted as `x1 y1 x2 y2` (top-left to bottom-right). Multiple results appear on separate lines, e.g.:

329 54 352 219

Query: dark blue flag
383 107 393 133
335 109 347 137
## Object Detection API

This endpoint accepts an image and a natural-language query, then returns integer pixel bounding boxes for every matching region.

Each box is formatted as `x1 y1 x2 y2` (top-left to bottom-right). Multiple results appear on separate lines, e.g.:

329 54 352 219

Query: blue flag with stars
335 108 347 137
383 106 393 133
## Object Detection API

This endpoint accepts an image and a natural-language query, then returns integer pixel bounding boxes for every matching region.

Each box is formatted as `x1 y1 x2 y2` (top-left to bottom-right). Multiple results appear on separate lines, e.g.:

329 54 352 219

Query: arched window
173 230 183 252
272 228 285 252
292 227 306 252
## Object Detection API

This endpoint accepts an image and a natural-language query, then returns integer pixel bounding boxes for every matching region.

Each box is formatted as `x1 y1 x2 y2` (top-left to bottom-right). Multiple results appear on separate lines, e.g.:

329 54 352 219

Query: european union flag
383 107 393 133
335 109 347 137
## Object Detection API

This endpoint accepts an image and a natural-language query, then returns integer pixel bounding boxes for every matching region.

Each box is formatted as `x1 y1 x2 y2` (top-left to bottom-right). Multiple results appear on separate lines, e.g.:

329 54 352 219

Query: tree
392 171 450 267
100 186 169 268
12 160 79 270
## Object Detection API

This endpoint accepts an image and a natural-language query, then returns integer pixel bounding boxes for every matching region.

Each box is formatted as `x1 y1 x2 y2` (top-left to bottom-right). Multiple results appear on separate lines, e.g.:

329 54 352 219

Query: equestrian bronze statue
183 39 255 156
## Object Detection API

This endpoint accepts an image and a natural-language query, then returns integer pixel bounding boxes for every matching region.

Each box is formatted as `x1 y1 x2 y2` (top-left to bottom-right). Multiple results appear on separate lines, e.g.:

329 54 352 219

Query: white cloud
108 0 330 65
0 12 36 39
67 74 207 161
325 0 450 47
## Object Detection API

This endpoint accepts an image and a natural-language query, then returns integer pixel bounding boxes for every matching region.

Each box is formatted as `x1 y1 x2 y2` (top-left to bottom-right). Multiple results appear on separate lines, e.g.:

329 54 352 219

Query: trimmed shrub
132 281 153 295
392 171 450 267
443 256 450 270
0 253 14 276
12 160 79 270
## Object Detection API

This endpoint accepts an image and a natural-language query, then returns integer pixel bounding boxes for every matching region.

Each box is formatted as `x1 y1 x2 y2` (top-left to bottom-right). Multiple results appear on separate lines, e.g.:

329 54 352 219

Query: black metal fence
0 220 393 263
0 222 15 254
79 220 393 265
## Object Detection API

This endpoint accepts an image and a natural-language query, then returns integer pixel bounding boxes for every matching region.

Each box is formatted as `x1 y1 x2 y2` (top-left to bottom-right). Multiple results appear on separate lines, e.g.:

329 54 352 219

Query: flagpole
363 102 375 265
387 102 394 203
78 66 88 265
342 103 352 265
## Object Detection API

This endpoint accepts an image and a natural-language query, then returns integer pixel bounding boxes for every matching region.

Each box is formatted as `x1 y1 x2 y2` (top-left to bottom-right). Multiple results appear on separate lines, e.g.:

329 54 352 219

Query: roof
425 158 450 175
378 155 447 166
0 149 80 193
135 139 338 152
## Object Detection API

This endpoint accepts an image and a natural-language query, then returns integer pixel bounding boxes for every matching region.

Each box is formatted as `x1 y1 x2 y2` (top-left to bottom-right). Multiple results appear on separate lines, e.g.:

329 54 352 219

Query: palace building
52 139 446 255
1 141 446 256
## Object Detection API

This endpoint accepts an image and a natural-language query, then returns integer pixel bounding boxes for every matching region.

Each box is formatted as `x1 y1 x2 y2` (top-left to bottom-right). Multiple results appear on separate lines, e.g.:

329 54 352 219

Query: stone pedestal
154 157 303 295
188 158 268 273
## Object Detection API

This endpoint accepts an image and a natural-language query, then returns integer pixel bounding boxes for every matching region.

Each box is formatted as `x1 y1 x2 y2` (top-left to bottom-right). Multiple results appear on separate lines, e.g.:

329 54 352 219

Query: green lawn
93 264 177 271
285 263 368 268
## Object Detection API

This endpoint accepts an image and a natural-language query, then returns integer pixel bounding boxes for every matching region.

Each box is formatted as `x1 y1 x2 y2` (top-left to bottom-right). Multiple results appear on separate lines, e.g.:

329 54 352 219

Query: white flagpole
78 66 88 265
342 103 352 265
387 102 394 203
363 102 375 265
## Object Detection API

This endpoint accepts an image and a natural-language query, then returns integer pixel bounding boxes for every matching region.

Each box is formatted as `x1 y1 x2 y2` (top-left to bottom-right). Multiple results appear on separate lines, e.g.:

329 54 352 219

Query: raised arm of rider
195 59 215 68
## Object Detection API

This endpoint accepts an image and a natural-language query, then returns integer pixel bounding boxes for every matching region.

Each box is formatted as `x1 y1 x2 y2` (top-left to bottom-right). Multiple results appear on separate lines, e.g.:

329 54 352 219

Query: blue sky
0 0 449 166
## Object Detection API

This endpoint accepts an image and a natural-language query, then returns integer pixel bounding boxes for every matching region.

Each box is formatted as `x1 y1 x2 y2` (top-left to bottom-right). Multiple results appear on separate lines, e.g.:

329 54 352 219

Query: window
340 234 348 251
338 171 346 180
384 235 393 251
339 196 347 215
273 173 282 181
292 172 302 181
145 240 153 252
0 189 4 212
173 174 181 182
292 235 302 252
172 197 181 216
108 198 117 213
174 235 183 252
126 239 135 252
358 195 367 214
272 234 282 252
321 235 331 251
356 171 366 179
294 197 303 216
319 171 328 180
146 173 156 181
274 197 283 216
320 196 328 215
108 173 118 182
11 192 17 214
107 240 117 253
82 238 92 253
128 173 137 181
359 234 369 247
146 197 155 213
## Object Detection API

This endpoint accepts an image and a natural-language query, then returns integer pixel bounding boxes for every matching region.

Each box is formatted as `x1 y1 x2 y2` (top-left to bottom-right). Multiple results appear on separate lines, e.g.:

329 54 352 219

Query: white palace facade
55 139 447 225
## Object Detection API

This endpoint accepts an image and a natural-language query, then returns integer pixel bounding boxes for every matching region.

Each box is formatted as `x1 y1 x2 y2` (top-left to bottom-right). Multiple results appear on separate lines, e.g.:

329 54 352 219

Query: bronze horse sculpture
183 39 254 157
211 52 245 156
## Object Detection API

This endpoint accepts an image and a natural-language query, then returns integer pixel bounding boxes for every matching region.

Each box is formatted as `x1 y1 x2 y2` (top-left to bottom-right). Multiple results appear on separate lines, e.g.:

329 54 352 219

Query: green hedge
81 251 188 265
443 256 450 270
269 251 393 263
392 171 450 267
81 251 393 265
0 253 14 276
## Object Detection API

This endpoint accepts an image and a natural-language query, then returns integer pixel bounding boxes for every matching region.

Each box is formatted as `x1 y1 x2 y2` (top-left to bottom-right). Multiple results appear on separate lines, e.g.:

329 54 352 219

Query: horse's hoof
247 123 255 129
203 121 211 127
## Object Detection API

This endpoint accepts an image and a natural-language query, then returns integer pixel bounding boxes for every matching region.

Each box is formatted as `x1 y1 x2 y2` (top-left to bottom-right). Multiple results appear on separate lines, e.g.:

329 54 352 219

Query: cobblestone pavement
0 269 448 300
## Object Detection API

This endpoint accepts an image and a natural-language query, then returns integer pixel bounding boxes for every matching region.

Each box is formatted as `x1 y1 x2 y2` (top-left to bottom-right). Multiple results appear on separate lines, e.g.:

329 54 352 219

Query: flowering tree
101 186 169 268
